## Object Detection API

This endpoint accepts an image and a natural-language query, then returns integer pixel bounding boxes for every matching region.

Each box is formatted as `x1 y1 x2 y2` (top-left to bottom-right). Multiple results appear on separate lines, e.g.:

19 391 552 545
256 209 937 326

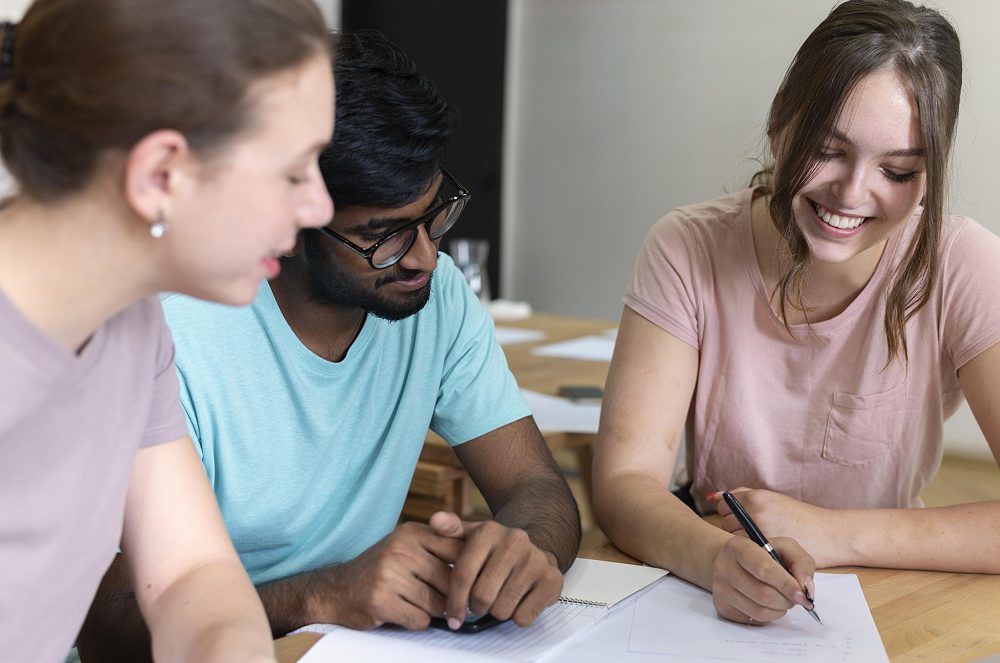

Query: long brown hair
0 0 329 201
755 0 961 364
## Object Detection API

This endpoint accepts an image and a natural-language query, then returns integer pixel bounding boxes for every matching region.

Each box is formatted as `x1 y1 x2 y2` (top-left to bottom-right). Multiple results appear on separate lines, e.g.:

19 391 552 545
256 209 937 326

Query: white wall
504 0 1000 458
0 0 29 18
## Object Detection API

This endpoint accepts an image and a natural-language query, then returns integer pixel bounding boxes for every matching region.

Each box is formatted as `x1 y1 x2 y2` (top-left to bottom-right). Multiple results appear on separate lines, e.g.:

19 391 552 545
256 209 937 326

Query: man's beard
302 233 433 321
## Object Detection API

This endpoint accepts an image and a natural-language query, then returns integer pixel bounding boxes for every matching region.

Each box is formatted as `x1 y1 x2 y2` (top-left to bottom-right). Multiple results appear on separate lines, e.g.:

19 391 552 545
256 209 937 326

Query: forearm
492 472 581 573
258 566 337 636
834 501 1000 572
594 470 730 589
144 558 274 663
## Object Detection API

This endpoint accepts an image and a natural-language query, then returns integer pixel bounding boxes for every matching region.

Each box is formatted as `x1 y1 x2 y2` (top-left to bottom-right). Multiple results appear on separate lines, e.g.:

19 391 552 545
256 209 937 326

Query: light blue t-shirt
162 254 531 585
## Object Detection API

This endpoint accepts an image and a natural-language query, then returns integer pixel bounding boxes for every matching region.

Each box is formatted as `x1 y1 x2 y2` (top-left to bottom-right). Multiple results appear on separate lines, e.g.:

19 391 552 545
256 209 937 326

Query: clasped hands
309 511 562 631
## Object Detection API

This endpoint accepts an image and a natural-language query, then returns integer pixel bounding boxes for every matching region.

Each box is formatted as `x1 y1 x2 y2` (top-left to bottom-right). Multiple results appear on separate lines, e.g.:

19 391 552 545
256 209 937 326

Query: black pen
721 491 823 625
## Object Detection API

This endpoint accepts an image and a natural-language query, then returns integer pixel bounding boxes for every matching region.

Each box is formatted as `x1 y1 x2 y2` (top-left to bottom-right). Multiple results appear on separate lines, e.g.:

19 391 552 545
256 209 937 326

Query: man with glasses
79 30 581 661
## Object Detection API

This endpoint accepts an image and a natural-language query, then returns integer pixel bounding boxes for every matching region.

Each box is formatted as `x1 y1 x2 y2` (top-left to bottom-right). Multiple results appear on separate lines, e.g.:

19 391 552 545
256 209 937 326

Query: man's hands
430 511 563 628
306 520 462 630
307 512 561 631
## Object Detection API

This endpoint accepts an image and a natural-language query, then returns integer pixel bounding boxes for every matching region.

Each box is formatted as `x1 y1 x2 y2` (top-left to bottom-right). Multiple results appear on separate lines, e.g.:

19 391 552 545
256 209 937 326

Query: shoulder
647 189 750 247
106 296 171 352
160 290 259 339
425 252 474 314
420 252 494 342
939 215 1000 277
641 189 751 269
941 214 1000 251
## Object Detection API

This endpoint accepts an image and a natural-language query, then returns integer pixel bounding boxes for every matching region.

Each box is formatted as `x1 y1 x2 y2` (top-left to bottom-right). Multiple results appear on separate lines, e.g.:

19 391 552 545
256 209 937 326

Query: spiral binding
558 596 609 608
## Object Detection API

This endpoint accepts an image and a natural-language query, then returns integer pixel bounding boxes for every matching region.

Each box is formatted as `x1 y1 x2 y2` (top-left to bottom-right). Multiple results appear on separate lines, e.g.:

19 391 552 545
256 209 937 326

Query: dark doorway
341 0 508 297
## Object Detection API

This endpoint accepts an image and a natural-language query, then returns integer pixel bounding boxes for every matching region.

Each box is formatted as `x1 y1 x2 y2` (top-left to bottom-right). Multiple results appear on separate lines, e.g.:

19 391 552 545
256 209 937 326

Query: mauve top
625 188 1000 515
0 293 187 663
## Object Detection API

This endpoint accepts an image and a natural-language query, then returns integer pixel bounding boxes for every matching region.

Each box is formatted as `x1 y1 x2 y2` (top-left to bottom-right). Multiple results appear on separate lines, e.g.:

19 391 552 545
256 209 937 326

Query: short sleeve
140 302 188 448
623 210 703 349
939 217 1000 370
430 264 532 446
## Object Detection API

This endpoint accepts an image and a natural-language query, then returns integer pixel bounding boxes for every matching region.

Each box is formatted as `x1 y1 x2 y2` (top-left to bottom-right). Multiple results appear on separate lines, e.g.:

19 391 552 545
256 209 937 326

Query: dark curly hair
319 29 460 209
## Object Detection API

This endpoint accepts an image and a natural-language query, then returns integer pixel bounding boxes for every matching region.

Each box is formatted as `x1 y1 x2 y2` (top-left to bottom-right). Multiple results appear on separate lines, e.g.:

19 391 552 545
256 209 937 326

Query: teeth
814 202 867 230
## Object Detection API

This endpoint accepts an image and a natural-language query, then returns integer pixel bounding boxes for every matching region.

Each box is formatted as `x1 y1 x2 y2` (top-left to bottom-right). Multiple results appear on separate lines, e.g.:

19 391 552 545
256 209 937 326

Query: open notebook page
560 558 668 607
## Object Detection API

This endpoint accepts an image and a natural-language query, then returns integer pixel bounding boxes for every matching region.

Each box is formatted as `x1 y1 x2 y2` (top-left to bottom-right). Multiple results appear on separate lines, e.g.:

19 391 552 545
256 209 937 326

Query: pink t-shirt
625 188 1000 515
0 293 187 663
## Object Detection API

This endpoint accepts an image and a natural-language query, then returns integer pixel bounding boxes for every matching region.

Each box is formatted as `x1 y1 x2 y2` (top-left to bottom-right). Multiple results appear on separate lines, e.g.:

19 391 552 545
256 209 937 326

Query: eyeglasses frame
318 167 470 270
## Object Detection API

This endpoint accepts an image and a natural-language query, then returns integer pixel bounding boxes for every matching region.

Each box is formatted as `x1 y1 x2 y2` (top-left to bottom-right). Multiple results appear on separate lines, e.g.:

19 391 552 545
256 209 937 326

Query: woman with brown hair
0 1 334 661
593 0 1000 626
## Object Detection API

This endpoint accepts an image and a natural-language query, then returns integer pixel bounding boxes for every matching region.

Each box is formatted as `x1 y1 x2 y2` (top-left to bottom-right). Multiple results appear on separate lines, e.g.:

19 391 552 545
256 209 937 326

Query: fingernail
805 577 815 602
705 491 719 500
793 590 807 606
447 617 462 630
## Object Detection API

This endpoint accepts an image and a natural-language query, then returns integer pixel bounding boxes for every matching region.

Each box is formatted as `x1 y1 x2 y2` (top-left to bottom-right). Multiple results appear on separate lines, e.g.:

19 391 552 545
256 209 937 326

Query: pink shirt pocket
822 382 907 467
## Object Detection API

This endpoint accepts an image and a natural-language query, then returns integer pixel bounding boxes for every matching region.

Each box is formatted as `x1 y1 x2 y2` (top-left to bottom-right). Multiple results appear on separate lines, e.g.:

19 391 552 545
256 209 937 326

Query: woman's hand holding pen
709 488 842 568
711 535 816 626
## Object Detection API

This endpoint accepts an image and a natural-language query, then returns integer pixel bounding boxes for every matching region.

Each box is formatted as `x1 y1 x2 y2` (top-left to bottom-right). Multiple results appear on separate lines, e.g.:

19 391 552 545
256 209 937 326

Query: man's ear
122 129 191 228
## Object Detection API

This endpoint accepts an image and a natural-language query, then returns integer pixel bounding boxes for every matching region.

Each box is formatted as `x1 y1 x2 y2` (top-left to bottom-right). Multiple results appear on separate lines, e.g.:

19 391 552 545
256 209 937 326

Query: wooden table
406 312 616 518
277 542 1000 662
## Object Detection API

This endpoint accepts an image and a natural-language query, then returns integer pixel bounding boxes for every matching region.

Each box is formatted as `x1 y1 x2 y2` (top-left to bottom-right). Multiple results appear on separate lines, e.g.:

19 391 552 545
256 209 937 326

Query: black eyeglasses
319 168 470 269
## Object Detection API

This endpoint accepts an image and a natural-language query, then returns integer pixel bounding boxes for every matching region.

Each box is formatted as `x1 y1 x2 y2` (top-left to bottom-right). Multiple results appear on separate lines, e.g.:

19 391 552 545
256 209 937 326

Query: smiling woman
592 0 1000 633
0 1 333 662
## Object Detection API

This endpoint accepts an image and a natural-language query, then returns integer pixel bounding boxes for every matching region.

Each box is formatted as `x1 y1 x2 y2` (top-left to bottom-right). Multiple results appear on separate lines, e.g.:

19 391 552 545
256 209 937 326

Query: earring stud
150 215 168 239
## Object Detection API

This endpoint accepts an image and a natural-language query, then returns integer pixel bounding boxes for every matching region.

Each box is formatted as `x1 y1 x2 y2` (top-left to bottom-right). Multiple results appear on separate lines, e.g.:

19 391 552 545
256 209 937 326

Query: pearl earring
150 215 168 239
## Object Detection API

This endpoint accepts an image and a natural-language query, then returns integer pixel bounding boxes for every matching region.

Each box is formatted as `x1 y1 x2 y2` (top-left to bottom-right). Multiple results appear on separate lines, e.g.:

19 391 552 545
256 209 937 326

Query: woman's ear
122 129 191 230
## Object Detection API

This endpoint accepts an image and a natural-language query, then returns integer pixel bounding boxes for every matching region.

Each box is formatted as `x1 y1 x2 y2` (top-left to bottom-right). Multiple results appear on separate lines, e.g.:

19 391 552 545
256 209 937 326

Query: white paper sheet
548 573 887 662
531 335 615 362
494 326 547 346
521 389 601 434
295 626 510 662
294 599 608 662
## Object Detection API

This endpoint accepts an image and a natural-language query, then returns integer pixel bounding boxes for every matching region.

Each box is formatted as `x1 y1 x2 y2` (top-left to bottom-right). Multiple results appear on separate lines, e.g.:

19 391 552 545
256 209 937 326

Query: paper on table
295 626 510 662
521 389 600 434
494 326 547 346
293 599 610 662
531 335 615 362
549 572 886 662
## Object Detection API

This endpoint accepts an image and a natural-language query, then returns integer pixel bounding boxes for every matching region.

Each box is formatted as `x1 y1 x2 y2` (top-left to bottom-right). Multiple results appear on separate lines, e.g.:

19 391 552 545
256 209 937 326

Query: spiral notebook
295 558 669 662
559 558 668 609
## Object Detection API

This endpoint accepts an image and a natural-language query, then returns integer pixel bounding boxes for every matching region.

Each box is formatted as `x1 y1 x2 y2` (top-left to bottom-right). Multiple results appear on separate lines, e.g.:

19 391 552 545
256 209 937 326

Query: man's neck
269 264 367 363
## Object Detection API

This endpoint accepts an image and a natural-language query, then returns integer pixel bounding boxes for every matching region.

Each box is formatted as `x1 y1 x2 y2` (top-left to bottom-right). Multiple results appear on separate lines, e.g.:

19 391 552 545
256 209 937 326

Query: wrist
694 524 734 590
302 566 344 626
261 566 343 634
828 508 867 567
